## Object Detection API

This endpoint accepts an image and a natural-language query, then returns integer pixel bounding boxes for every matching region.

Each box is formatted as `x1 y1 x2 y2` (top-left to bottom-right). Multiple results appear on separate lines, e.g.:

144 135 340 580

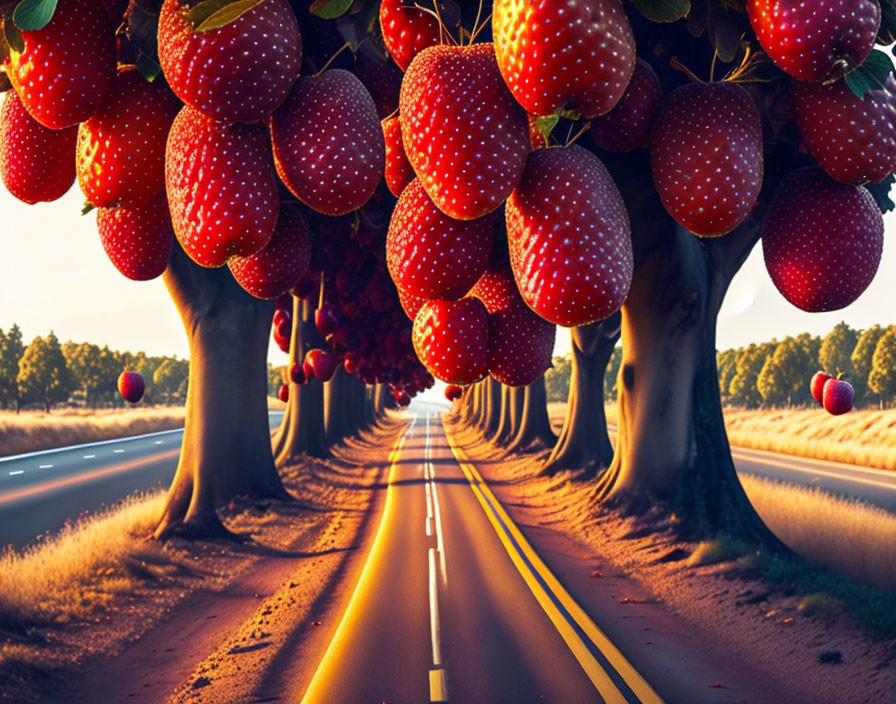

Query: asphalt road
301 406 661 704
0 411 284 551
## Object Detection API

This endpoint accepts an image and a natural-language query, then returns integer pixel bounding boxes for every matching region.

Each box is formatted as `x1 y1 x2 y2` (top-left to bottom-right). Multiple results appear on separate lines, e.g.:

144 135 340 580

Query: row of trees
719 322 896 408
0 324 189 412
545 348 623 405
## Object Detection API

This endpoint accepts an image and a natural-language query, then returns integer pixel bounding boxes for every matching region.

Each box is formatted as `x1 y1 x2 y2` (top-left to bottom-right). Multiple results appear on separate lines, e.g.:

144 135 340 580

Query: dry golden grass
725 407 896 471
0 490 174 628
0 407 186 457
739 474 896 590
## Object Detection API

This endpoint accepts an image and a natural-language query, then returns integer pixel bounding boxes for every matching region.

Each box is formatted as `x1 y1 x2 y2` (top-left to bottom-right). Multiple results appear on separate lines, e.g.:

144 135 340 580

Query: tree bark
508 375 557 453
154 245 289 541
593 150 784 546
542 316 619 478
324 367 354 446
272 298 329 463
494 385 525 447
481 377 502 439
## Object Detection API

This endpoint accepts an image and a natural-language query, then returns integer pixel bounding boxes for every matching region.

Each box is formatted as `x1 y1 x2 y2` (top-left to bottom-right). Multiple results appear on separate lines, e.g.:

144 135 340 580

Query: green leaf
865 174 896 214
533 114 559 145
81 202 95 216
844 49 895 99
310 0 353 20
4 19 23 53
879 0 896 45
134 52 161 82
12 0 57 32
631 0 690 23
186 0 263 32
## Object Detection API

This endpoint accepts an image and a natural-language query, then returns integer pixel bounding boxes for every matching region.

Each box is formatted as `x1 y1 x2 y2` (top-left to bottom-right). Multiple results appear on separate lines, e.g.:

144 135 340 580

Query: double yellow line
445 428 663 704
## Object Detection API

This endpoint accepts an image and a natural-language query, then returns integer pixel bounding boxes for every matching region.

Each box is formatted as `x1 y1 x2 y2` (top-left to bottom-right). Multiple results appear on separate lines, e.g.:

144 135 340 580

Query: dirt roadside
446 419 896 704
2 417 406 704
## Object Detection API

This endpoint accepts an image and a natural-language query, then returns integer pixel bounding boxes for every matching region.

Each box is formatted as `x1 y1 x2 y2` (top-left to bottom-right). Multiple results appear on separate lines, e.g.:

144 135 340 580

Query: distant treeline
544 321 896 409
0 324 189 412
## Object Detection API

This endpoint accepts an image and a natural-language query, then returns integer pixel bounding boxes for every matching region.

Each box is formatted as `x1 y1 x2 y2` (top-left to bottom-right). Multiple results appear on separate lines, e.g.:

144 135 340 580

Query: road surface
0 411 284 550
301 407 661 704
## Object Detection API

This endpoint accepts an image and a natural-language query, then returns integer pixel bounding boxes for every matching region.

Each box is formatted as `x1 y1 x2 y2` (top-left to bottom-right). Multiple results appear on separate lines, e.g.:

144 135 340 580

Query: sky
1 187 895 365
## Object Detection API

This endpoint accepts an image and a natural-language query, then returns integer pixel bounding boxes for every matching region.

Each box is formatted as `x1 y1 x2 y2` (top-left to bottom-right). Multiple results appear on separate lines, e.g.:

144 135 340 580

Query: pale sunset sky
1 187 894 364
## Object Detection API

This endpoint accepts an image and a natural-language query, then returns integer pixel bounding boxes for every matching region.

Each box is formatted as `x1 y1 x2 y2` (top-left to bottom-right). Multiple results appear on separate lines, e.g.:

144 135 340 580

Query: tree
757 337 812 406
0 324 24 411
17 332 73 412
544 355 571 403
868 326 896 407
853 325 885 406
153 357 189 404
717 348 739 402
729 343 769 408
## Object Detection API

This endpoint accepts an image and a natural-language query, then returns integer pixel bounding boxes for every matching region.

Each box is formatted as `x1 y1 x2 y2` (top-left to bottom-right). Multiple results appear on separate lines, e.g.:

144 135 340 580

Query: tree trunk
508 375 557 453
494 385 524 447
325 367 355 446
154 245 289 541
542 316 619 478
373 383 387 418
481 377 502 439
272 298 329 462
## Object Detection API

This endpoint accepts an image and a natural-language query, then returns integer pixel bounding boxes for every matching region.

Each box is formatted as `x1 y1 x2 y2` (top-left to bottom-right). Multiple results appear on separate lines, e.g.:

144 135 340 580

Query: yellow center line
444 421 664 704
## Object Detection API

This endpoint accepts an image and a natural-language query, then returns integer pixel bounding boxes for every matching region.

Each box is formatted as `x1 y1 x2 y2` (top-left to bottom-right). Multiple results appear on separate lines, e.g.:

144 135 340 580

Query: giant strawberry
166 106 279 267
651 82 763 237
271 69 384 216
383 116 414 197
229 204 312 299
387 179 494 300
762 167 883 312
157 0 301 124
493 0 636 117
78 68 179 208
379 0 442 72
793 77 896 186
398 287 426 321
0 91 76 204
97 194 174 281
400 43 530 220
506 145 632 327
4 0 116 129
472 249 555 387
413 298 489 385
747 0 880 82
590 58 662 152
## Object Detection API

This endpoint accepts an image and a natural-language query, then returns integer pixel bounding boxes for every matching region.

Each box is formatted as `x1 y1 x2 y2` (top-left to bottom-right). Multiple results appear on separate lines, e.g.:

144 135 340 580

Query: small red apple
315 307 339 338
810 371 832 404
289 362 305 385
277 383 289 403
118 371 145 403
305 348 337 382
445 384 463 401
823 378 854 416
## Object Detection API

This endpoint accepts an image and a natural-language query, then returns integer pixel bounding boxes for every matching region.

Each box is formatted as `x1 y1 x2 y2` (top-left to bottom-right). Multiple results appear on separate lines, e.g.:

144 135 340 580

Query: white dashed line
39 464 53 469
154 441 164 445
83 455 95 459
113 449 125 454
9 470 23 476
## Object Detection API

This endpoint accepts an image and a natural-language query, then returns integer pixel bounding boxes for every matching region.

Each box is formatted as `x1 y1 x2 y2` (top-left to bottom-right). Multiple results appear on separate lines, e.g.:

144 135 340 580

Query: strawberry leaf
865 174 896 214
81 202 96 216
879 0 896 45
533 114 558 144
631 0 690 23
186 0 263 32
135 53 161 82
12 0 56 31
310 0 353 20
3 17 22 53
707 5 747 63
844 49 895 99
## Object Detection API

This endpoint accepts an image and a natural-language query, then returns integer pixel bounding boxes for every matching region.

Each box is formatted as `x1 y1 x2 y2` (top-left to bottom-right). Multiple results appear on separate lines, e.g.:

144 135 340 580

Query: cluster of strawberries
1 0 894 401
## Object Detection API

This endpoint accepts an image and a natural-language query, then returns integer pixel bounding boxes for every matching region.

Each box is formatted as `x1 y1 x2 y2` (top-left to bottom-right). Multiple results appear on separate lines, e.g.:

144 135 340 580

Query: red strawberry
506 145 632 327
810 371 832 404
472 250 555 387
823 378 854 415
387 179 494 300
650 82 763 237
271 69 384 216
0 91 76 204
97 194 174 281
793 77 896 186
379 0 442 72
400 43 530 220
157 0 301 123
527 115 547 150
4 0 116 129
445 384 463 401
166 105 280 267
118 371 145 403
278 383 290 403
412 298 489 385
78 68 179 208
493 0 635 118
383 116 414 197
229 204 312 299
305 348 337 382
762 167 883 312
590 59 662 153
747 0 880 82
398 287 427 321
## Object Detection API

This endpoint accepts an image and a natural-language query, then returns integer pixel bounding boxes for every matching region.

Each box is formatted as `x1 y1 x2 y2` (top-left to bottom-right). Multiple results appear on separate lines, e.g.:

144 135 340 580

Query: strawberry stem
670 57 706 84
469 12 491 45
315 42 352 77
710 49 718 83
564 121 592 148
318 270 325 311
